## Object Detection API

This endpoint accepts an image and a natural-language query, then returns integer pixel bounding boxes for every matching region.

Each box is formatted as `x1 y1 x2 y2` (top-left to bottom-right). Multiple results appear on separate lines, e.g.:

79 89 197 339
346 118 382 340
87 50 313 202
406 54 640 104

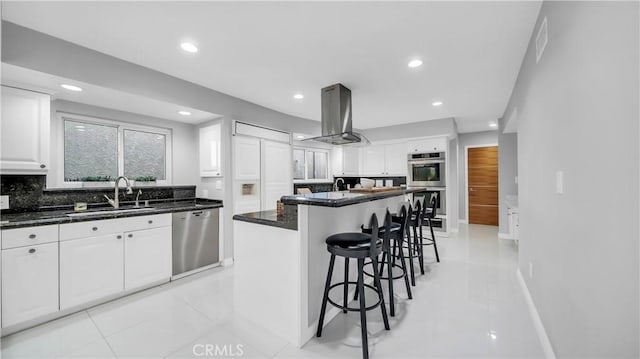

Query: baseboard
221 257 234 267
498 232 514 240
516 269 556 358
458 219 468 224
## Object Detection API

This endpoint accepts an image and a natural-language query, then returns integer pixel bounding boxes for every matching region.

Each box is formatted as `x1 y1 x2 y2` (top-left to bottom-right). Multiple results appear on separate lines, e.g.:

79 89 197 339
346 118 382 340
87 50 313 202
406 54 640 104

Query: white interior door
261 139 292 211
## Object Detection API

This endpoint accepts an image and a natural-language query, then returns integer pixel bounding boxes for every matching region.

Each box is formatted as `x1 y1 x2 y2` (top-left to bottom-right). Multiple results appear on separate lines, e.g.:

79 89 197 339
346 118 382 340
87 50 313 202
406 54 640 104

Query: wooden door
468 146 499 225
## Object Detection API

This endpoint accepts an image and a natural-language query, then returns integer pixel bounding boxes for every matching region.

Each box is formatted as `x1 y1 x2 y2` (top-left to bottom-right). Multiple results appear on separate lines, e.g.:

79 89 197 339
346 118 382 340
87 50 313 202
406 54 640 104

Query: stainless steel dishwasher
172 208 220 277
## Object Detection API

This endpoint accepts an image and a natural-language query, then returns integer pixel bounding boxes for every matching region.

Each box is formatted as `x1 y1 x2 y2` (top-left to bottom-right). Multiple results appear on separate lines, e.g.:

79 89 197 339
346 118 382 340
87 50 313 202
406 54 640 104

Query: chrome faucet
134 189 142 208
104 176 133 209
333 177 345 192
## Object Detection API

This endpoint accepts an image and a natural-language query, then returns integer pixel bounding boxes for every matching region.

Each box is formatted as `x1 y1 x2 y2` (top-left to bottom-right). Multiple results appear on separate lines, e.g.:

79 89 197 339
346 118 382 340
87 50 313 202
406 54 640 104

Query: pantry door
467 146 499 226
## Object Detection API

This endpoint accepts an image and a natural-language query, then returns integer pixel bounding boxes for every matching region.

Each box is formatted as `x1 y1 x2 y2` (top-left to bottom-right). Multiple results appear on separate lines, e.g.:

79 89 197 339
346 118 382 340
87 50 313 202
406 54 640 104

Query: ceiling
1 64 221 124
1 1 541 133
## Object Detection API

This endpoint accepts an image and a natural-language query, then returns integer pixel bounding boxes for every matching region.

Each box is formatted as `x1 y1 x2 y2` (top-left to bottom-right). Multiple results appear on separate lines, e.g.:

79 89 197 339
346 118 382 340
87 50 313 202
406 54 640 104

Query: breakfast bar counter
232 188 421 347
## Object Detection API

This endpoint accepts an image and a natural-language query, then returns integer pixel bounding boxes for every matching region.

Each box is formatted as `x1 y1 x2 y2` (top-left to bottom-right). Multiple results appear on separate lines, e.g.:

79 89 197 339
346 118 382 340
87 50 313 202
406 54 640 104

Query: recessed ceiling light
293 93 304 100
489 122 498 128
180 42 199 53
296 135 305 139
60 84 83 92
178 110 192 116
408 59 423 68
432 101 443 107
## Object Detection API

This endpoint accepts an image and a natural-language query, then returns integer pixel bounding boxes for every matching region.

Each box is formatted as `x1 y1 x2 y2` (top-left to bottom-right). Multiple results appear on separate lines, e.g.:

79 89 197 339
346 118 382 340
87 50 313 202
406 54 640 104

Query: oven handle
409 160 445 165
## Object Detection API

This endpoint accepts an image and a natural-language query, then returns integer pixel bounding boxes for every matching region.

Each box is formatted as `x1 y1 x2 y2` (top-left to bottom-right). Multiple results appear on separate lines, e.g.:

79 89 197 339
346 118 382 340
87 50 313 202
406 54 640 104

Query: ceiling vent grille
535 17 548 63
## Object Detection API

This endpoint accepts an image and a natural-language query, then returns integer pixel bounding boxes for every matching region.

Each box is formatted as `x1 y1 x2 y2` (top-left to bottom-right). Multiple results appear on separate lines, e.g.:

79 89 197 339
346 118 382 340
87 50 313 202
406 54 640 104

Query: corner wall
503 2 639 356
498 132 517 235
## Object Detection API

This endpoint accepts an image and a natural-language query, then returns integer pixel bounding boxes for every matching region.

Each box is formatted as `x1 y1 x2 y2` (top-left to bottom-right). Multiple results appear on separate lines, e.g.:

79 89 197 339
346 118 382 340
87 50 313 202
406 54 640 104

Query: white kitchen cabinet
362 145 386 176
1 242 59 327
234 136 261 180
60 234 124 309
261 140 292 211
199 123 222 177
384 143 408 176
407 137 447 153
361 143 407 176
0 86 51 173
124 226 172 290
342 147 361 175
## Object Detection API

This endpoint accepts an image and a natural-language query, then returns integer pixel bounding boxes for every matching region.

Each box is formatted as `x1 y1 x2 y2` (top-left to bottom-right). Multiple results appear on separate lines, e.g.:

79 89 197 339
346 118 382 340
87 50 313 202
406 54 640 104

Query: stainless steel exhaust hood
308 83 365 145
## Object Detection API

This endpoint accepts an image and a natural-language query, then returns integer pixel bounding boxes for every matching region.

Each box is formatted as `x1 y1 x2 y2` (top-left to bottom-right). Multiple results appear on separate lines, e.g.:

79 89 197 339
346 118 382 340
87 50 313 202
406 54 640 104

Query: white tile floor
0 224 544 358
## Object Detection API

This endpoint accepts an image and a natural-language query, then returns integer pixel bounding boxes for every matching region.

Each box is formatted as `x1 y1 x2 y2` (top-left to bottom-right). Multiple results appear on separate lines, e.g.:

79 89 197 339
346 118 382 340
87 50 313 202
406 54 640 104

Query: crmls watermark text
192 344 245 357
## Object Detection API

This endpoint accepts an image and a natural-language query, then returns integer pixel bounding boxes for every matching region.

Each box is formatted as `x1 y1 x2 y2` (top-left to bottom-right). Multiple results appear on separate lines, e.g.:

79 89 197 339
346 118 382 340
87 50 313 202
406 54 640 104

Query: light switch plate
556 171 564 194
0 195 9 210
215 180 222 190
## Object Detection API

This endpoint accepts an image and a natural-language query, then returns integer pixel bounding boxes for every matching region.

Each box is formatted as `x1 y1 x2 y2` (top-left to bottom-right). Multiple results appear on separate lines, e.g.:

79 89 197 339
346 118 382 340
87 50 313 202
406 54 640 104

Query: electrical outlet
0 195 9 210
201 189 209 198
215 180 222 190
529 262 534 278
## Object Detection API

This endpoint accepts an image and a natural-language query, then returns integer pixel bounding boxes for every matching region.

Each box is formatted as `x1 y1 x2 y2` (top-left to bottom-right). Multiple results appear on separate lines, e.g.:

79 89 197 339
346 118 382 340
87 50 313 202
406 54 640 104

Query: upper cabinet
342 147 361 176
199 123 222 177
362 143 408 176
0 86 51 174
407 137 447 153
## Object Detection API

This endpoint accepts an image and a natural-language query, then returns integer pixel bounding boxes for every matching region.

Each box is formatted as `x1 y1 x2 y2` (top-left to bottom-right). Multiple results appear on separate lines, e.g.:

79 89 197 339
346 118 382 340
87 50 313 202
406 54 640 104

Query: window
293 148 329 181
61 114 171 185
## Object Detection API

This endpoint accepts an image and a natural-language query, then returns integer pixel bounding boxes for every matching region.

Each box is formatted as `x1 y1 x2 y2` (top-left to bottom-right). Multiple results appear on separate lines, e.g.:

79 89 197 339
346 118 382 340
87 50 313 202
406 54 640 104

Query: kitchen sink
66 207 155 217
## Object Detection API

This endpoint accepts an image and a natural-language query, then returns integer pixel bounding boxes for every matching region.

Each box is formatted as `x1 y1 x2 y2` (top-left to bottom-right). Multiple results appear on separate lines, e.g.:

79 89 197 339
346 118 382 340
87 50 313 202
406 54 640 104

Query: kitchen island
232 188 423 347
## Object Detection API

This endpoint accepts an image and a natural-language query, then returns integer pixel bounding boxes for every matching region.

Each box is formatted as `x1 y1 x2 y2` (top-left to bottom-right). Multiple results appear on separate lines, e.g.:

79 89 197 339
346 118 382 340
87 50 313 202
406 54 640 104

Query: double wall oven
408 151 446 231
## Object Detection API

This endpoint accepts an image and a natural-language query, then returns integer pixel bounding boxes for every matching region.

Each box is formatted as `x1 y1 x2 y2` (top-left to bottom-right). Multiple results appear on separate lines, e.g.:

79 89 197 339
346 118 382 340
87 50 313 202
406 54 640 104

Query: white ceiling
1 64 221 124
1 1 541 133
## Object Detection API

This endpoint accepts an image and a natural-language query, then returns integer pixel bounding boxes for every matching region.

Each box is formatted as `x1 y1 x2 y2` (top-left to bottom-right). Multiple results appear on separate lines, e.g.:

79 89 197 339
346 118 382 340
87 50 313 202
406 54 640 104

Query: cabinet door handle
92 227 98 231
117 235 122 239
28 248 36 254
40 164 46 169
128 234 133 238
28 234 36 239
148 220 153 224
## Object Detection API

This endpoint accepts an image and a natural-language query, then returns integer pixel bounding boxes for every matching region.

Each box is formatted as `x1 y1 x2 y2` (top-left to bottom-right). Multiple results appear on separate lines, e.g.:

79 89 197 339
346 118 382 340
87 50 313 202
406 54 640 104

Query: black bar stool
400 199 424 286
359 206 412 317
418 195 441 264
316 213 390 359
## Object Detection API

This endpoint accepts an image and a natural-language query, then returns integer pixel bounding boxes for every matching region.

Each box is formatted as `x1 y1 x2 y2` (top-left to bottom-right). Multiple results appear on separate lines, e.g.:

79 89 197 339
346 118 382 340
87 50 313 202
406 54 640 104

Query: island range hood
307 83 365 145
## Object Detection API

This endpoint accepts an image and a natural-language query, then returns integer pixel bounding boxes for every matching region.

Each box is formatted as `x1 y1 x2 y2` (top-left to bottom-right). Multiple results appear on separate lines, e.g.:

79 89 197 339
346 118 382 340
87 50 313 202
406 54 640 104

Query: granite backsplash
1 175 196 213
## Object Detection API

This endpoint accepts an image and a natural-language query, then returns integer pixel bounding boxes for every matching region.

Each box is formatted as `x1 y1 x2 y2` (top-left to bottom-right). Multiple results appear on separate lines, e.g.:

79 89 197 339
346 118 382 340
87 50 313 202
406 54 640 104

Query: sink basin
67 207 155 217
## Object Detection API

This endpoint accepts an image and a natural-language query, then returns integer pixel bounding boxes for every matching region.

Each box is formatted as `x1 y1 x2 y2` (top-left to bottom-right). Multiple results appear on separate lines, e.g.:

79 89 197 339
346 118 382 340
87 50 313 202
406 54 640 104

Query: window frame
56 112 172 188
292 147 331 183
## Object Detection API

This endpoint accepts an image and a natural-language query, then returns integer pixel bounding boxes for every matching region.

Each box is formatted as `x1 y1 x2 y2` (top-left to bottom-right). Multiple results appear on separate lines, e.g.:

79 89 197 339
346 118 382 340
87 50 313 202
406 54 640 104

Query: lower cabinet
60 226 172 309
60 234 124 310
1 242 59 327
124 227 172 290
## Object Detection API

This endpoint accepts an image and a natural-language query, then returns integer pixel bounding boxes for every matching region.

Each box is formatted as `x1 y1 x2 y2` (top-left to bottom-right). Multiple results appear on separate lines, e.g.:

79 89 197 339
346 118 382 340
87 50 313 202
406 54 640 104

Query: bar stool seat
326 232 375 248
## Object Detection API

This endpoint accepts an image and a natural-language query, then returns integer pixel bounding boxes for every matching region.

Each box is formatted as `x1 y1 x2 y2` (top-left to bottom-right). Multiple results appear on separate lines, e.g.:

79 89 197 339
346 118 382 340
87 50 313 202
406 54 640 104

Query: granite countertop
280 187 425 208
232 209 297 231
0 198 223 229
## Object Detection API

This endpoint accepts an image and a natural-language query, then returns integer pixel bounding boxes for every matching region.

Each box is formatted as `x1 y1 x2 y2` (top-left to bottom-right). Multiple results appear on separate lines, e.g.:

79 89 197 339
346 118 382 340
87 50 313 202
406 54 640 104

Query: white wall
48 99 199 188
503 2 639 356
498 132 518 235
457 130 499 222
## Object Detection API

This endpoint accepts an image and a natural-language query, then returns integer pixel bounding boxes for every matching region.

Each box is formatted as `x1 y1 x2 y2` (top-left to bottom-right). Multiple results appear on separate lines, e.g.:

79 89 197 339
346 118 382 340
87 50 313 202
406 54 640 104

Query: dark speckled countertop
0 198 223 229
232 209 297 231
280 187 425 207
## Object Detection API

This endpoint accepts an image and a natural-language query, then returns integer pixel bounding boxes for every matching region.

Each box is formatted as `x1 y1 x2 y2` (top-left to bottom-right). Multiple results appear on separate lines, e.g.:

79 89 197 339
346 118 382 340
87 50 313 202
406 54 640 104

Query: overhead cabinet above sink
0 86 51 174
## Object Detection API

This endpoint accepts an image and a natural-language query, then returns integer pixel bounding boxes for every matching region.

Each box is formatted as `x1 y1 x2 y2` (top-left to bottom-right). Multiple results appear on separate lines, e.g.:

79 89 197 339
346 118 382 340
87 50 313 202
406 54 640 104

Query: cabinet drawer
2 224 59 249
60 218 121 241
60 214 172 241
125 214 171 232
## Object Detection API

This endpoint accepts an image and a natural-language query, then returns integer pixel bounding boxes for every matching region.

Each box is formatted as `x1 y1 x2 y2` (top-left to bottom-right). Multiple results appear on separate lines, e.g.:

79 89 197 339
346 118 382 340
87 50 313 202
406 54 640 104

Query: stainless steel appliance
306 83 367 145
172 209 220 277
412 188 446 215
407 152 446 187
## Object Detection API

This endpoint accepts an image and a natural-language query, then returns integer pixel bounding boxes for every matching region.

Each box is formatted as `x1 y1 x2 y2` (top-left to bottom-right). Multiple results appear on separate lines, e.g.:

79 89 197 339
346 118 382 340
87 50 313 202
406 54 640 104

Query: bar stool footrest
326 281 383 312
